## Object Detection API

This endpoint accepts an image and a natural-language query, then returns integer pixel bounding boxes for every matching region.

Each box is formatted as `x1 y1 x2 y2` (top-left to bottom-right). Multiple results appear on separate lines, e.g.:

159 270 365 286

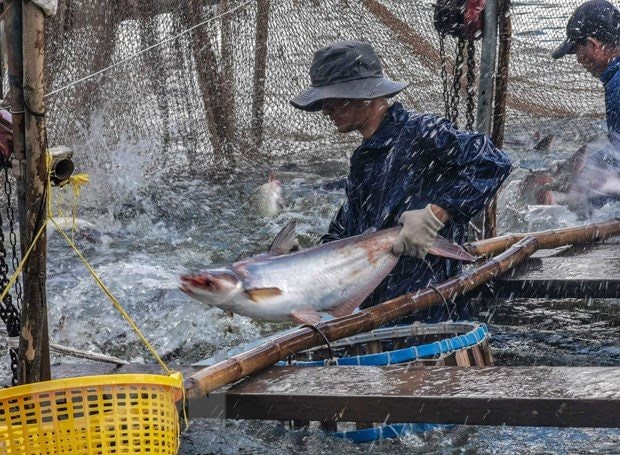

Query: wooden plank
189 366 620 428
491 241 620 298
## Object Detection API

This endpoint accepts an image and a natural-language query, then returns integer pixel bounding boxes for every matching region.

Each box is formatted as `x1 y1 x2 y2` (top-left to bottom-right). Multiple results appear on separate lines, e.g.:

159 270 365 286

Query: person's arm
393 115 511 259
429 204 451 223
419 115 512 223
605 70 620 146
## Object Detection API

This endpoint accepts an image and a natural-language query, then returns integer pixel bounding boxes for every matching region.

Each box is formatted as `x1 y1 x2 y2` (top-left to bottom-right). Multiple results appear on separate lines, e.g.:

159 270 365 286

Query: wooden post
475 0 498 137
251 0 269 153
18 0 50 383
472 0 499 240
491 0 511 150
484 0 513 239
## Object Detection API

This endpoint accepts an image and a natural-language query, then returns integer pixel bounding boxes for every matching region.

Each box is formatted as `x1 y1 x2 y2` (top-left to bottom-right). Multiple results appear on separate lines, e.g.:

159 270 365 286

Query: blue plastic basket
278 321 489 366
278 321 490 443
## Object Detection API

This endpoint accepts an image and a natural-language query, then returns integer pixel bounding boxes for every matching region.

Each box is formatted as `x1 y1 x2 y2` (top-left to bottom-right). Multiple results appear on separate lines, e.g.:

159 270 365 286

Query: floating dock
491 238 620 298
189 365 620 428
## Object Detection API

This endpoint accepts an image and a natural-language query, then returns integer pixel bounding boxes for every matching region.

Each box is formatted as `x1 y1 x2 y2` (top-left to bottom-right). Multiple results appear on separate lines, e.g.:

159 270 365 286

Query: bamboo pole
49 343 128 365
185 236 540 399
18 0 50 383
464 218 620 258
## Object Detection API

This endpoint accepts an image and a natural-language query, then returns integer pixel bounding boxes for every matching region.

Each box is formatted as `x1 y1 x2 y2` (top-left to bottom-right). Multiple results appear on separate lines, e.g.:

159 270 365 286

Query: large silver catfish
180 222 475 325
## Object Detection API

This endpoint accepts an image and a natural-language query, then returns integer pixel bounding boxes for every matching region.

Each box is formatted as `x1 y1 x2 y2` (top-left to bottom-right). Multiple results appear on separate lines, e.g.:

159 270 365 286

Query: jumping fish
255 171 284 217
180 221 476 325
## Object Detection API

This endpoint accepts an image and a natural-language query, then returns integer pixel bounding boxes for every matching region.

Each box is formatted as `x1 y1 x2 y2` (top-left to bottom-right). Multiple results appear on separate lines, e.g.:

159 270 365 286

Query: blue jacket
601 55 620 143
321 103 512 319
579 57 620 211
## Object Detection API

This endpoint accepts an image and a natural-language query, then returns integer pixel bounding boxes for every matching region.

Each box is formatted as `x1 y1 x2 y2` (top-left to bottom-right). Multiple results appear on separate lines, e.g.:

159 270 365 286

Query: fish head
180 269 242 308
518 169 556 205
268 171 281 188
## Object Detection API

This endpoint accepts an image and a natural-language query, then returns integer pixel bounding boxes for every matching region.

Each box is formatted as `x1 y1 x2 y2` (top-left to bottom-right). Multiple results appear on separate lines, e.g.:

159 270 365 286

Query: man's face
575 38 610 77
321 98 372 134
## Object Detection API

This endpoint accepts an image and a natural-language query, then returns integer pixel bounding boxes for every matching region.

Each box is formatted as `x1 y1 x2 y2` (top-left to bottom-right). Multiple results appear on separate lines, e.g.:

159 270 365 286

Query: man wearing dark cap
553 0 620 140
291 40 511 321
552 0 620 216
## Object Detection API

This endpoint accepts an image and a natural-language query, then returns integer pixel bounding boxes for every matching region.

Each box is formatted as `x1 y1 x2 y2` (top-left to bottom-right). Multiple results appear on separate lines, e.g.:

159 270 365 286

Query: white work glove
392 205 444 259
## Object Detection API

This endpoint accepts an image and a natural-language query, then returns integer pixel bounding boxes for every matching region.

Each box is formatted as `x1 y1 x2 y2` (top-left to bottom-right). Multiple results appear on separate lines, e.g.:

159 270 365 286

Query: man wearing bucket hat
291 41 511 320
552 0 620 216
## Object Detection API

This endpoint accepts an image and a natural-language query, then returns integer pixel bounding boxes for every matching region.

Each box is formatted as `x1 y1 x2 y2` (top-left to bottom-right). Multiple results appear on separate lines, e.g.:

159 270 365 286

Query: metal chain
449 37 466 128
465 39 476 131
4 167 22 307
0 167 21 385
438 31 451 121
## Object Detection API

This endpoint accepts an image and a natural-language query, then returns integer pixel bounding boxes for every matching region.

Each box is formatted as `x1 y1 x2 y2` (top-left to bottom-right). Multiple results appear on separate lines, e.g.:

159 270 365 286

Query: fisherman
552 0 620 215
290 40 512 322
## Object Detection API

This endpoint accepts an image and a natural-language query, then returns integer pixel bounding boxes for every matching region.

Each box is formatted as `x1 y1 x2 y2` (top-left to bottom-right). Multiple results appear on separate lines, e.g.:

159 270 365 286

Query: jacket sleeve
417 115 512 223
605 71 620 144
319 201 349 243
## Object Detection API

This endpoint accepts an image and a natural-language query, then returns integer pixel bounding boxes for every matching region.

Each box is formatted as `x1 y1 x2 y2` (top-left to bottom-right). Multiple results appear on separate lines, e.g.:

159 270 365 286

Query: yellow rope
69 173 89 232
0 220 47 304
49 217 173 375
0 152 177 377
45 155 173 375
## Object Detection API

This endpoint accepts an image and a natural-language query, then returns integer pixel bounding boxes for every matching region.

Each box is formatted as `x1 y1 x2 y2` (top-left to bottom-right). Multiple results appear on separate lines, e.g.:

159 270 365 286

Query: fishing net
32 0 608 173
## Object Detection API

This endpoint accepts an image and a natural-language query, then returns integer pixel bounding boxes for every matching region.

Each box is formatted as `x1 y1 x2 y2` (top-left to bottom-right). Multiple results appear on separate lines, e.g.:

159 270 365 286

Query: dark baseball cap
552 0 620 59
290 40 408 112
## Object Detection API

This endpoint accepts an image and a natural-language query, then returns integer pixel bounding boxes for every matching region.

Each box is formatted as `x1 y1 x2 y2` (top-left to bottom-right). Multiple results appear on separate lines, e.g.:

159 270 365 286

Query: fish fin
244 287 283 302
362 227 377 235
290 308 321 325
533 134 554 152
325 299 361 318
267 220 297 255
429 235 477 262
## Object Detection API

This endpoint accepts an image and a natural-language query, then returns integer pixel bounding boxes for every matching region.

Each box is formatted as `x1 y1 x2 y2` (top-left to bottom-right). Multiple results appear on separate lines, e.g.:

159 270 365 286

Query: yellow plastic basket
0 373 183 454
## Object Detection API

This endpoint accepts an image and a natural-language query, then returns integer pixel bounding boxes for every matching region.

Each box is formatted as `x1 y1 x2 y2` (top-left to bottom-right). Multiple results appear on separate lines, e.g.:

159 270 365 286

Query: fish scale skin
205 229 400 321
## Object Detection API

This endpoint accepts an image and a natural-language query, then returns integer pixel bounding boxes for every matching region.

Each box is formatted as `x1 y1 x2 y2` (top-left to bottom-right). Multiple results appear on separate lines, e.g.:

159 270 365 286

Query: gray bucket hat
290 40 409 112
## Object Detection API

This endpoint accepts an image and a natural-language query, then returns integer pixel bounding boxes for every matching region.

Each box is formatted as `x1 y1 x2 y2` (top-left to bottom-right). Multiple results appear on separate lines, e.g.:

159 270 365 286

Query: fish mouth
179 273 216 294
180 271 240 293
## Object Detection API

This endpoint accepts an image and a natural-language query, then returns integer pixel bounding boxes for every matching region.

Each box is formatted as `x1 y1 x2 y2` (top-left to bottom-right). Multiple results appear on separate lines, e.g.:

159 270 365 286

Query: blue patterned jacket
320 102 512 320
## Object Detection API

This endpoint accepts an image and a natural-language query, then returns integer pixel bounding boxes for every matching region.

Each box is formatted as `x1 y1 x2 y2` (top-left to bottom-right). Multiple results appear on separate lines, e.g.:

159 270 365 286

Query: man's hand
392 204 445 258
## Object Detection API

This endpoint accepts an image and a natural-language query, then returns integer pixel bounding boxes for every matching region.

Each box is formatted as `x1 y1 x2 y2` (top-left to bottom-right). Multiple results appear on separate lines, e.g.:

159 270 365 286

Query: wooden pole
251 0 269 153
186 236 540 399
484 0 513 239
464 218 620 257
491 0 511 150
472 0 499 240
475 0 498 137
18 0 50 383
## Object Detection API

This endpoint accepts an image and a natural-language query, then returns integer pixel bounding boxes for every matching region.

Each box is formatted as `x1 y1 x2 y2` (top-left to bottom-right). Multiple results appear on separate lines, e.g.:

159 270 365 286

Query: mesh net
40 0 605 174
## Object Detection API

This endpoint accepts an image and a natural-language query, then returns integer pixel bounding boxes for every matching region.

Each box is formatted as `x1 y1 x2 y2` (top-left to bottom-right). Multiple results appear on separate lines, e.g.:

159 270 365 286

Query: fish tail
429 235 478 262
